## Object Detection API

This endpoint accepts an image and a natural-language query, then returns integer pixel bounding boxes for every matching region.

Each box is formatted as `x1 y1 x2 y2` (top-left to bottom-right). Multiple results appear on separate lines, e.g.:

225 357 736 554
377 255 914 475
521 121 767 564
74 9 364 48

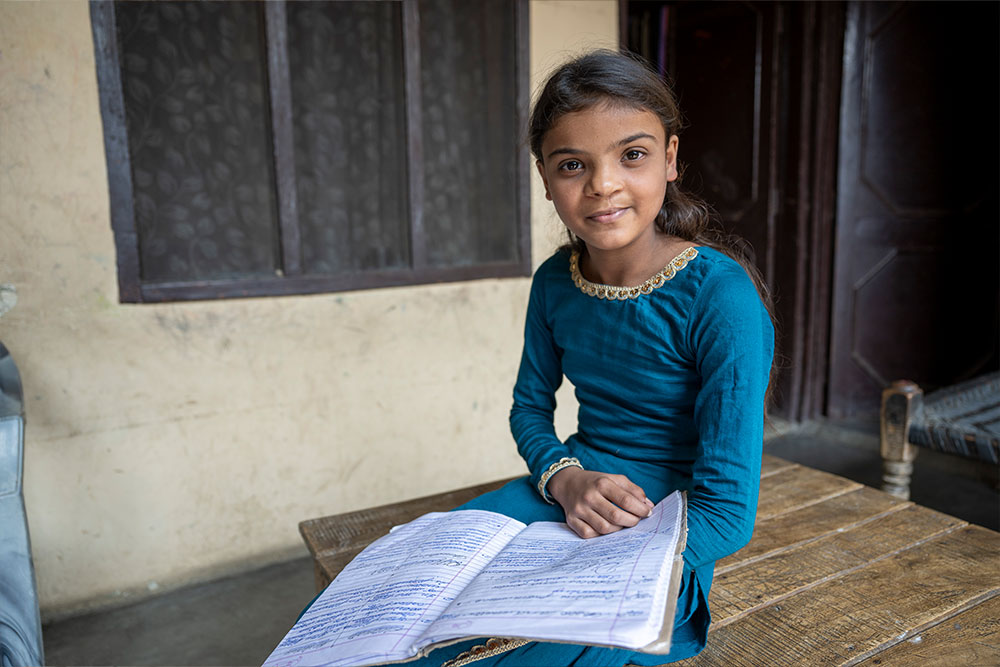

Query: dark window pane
115 1 280 282
287 1 410 275
419 0 519 268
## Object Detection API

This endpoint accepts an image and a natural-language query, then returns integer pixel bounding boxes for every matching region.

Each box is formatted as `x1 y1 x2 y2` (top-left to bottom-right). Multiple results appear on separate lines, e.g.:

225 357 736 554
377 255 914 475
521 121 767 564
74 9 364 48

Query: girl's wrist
544 464 585 505
537 457 583 504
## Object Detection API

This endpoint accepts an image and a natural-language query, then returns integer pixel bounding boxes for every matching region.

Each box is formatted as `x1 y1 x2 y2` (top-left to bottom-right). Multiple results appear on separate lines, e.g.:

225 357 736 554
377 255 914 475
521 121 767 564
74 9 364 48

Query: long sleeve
681 265 774 569
509 267 574 491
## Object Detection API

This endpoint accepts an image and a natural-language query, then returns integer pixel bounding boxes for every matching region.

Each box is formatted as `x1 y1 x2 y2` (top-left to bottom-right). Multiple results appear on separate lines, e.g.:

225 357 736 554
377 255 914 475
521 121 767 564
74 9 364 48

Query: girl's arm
510 264 652 535
509 267 574 489
683 264 775 569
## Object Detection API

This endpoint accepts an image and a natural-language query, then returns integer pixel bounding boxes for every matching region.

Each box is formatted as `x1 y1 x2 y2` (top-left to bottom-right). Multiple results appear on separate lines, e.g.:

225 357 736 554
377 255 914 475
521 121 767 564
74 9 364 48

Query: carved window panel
286 1 410 275
419 0 520 268
116 2 280 283
92 0 530 302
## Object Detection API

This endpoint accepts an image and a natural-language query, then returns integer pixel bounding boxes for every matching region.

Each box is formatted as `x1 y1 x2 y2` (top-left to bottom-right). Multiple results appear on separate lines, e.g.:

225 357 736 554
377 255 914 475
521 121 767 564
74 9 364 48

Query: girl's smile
589 208 628 224
536 104 680 284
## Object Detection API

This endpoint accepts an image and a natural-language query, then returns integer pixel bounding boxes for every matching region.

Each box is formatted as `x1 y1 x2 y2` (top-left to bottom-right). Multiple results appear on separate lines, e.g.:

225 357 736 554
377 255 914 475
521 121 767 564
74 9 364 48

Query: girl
416 50 775 667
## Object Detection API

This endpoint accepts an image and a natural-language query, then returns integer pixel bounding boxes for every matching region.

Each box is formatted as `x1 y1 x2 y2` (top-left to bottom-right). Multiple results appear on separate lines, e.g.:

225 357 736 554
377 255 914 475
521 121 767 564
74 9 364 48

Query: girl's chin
574 231 647 253
578 241 638 255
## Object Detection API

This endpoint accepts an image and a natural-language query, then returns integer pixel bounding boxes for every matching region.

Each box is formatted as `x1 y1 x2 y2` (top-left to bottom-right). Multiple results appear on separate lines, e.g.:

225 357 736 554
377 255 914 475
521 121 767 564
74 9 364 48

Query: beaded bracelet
537 456 583 504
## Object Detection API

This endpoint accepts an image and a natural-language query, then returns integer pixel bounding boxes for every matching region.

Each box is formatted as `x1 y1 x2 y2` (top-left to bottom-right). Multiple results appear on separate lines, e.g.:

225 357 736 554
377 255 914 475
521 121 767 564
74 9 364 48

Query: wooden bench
300 456 1000 665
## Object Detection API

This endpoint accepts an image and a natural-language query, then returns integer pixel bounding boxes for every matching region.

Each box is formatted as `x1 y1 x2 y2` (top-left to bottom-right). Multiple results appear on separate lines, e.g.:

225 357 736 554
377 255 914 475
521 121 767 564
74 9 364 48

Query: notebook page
418 491 684 651
264 510 525 667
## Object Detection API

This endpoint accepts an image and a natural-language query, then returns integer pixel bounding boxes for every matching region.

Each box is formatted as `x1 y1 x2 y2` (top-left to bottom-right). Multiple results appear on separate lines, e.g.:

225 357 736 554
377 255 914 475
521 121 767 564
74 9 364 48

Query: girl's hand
546 467 655 538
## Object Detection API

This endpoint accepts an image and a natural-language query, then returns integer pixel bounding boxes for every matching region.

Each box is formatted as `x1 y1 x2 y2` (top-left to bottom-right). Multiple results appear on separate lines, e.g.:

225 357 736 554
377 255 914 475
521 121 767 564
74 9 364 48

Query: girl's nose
585 163 622 198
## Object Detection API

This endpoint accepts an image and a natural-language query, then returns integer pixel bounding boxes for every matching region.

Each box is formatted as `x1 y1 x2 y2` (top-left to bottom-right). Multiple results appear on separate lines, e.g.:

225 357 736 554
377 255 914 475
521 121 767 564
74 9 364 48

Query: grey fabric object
0 342 44 667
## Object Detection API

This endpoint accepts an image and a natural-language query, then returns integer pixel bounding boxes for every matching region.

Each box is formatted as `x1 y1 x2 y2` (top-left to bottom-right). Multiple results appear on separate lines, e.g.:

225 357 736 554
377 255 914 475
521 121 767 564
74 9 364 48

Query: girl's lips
588 207 628 223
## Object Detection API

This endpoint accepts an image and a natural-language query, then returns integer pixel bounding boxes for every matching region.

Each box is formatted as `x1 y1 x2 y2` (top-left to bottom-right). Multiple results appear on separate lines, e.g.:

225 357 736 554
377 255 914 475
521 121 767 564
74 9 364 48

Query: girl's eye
624 149 645 161
559 160 583 172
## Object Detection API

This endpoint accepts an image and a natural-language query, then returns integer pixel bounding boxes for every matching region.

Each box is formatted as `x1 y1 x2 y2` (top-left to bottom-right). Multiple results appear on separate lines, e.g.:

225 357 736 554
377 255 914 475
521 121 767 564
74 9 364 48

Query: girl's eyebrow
615 132 657 148
545 132 658 160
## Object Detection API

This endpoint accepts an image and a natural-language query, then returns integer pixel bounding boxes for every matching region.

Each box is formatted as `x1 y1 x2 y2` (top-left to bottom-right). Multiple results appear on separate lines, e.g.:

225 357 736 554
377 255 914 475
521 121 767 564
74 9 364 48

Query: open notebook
264 491 687 667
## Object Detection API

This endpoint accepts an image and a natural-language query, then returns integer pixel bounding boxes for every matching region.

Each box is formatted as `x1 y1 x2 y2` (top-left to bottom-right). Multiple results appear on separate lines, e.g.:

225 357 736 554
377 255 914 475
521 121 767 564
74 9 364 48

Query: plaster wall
0 0 617 618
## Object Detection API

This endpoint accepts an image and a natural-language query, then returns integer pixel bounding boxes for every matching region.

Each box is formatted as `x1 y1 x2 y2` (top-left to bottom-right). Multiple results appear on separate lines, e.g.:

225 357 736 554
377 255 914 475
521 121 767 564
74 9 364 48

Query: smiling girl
415 50 776 667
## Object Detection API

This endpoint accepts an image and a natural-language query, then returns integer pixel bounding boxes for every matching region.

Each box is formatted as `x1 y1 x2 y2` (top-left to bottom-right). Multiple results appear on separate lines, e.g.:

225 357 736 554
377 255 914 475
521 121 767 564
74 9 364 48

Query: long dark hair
529 49 779 408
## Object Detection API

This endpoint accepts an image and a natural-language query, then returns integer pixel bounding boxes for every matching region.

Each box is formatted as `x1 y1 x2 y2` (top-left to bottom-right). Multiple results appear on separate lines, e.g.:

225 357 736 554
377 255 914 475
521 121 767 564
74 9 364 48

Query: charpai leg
880 380 923 499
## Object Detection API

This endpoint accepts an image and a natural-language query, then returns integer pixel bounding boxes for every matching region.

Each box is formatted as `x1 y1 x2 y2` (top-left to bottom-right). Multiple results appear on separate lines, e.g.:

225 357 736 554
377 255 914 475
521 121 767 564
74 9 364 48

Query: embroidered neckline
570 247 699 300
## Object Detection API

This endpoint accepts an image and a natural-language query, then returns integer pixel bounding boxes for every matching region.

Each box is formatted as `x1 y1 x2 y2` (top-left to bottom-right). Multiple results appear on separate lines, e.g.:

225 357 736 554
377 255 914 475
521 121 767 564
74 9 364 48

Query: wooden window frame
90 0 531 303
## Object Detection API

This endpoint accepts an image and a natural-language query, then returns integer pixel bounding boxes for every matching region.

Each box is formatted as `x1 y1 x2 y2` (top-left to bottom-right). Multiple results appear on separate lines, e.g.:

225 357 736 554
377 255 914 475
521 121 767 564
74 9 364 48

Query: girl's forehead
543 104 665 148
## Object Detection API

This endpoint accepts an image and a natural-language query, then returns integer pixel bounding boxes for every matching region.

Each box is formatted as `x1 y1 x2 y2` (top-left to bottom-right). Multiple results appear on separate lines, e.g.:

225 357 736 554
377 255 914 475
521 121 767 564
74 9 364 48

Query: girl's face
536 103 679 256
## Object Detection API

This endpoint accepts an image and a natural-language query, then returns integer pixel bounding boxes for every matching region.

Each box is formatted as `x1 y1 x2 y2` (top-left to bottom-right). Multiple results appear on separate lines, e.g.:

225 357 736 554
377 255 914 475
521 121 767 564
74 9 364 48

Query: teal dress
412 245 774 666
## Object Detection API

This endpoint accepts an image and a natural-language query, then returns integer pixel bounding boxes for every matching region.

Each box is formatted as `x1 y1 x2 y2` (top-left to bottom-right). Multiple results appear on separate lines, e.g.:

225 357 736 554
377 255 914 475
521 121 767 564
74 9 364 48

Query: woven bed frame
879 371 1000 499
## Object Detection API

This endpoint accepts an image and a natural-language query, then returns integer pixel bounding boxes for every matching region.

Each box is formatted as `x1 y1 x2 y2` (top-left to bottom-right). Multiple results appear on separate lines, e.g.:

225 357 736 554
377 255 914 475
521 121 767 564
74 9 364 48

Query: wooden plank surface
675 525 1000 666
760 454 797 477
710 504 967 626
854 595 1000 666
718 486 908 571
756 465 862 520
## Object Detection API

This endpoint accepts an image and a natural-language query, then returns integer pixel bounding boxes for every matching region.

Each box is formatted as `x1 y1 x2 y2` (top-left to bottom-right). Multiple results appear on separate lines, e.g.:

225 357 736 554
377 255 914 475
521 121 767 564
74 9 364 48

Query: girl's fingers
601 476 653 520
566 514 599 539
617 477 655 510
611 474 649 502
554 470 656 538
577 507 622 536
591 493 642 529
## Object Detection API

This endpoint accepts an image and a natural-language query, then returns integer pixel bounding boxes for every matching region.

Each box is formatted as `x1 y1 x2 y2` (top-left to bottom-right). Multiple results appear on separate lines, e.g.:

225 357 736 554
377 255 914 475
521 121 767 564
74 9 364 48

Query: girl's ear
535 160 552 201
665 135 680 182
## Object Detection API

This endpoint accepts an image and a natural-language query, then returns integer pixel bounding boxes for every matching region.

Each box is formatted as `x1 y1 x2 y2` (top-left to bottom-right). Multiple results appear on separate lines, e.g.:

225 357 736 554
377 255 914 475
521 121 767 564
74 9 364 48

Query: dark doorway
622 0 999 419
828 1 999 417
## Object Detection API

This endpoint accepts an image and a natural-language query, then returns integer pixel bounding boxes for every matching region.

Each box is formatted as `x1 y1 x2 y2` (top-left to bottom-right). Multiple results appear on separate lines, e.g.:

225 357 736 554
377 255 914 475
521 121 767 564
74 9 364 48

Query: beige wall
0 1 617 619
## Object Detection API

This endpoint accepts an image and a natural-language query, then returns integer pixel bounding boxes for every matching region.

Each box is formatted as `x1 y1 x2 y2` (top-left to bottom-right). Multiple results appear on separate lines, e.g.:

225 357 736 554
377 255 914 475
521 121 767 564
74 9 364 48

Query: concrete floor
41 556 316 666
41 417 999 666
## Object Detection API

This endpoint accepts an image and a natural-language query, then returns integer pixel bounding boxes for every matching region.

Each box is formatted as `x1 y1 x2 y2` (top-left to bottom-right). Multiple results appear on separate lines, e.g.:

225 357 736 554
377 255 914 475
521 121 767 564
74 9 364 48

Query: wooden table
300 456 1000 665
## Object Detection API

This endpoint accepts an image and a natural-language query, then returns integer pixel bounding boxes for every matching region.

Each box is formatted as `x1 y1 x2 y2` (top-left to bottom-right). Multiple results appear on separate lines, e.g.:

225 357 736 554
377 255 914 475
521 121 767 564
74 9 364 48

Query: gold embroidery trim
442 638 530 667
570 247 699 300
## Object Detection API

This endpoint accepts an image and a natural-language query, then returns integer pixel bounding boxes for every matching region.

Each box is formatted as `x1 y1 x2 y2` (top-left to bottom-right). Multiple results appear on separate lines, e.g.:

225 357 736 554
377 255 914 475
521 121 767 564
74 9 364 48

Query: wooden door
623 1 844 420
828 1 1000 417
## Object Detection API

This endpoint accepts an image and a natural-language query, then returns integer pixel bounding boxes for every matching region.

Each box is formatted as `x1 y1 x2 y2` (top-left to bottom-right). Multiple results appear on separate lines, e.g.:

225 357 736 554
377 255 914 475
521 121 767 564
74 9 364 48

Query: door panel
668 2 777 277
625 1 843 420
828 1 999 417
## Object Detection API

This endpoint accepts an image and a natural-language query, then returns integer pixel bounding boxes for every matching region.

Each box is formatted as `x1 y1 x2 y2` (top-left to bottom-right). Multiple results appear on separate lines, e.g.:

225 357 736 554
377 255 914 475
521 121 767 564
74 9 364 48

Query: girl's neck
580 234 693 287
